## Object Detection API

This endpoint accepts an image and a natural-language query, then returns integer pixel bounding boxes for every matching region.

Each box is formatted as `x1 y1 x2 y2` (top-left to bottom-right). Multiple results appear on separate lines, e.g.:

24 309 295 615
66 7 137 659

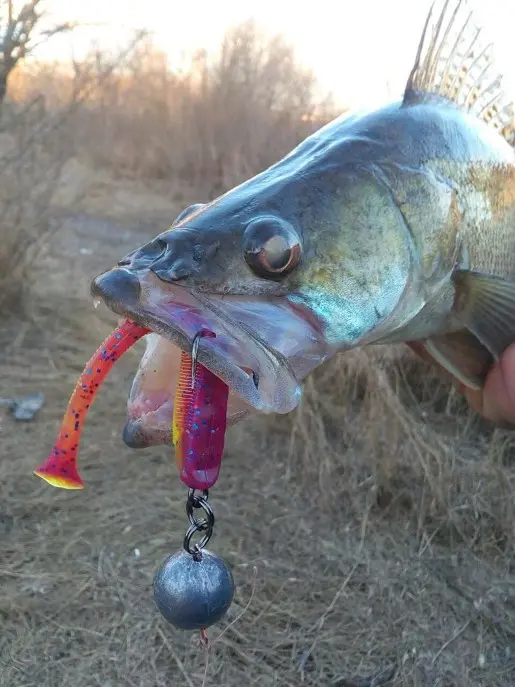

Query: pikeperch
90 0 515 451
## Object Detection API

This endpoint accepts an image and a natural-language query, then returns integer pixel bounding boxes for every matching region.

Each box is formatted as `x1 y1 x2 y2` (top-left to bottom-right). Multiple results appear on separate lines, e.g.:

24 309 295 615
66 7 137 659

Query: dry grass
1 18 515 687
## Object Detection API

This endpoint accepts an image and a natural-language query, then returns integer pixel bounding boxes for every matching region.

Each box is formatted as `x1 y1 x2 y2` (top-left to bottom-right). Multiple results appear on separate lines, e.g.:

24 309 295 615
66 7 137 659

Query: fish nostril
118 238 168 269
151 257 192 282
118 249 136 266
122 230 199 282
154 238 168 252
144 238 168 261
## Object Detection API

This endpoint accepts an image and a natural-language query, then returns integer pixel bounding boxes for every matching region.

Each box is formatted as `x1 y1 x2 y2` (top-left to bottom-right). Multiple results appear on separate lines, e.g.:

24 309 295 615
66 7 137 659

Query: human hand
407 341 515 429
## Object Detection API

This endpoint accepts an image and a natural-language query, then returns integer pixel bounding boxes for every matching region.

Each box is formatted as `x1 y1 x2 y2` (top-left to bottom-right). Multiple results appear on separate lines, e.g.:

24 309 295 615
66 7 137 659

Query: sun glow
23 0 515 109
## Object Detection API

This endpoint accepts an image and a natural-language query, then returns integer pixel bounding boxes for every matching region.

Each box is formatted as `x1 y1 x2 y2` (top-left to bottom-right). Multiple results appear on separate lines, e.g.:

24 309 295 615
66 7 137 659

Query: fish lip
122 416 171 449
90 268 302 415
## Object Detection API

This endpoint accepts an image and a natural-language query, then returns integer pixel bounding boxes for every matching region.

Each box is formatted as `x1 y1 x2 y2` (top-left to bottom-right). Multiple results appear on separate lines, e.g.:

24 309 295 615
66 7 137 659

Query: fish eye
243 217 302 279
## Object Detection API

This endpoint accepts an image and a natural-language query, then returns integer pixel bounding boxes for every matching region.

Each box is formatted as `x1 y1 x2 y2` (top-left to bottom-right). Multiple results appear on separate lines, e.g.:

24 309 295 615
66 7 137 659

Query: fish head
91 118 414 449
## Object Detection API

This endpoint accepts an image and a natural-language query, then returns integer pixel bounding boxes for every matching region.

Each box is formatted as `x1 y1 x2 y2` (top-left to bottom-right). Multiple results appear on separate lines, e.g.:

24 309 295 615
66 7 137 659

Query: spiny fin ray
403 0 515 147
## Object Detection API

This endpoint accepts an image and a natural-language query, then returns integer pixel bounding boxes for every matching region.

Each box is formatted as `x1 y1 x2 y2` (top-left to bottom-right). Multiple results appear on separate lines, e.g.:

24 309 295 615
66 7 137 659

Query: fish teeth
93 298 101 309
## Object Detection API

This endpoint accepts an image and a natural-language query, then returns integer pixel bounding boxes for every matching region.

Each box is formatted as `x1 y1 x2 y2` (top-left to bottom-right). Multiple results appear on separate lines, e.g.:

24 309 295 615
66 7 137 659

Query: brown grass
1 19 515 687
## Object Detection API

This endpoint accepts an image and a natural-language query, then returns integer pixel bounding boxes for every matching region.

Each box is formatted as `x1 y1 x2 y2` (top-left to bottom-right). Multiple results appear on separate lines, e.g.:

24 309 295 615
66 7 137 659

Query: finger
471 343 515 429
406 342 515 429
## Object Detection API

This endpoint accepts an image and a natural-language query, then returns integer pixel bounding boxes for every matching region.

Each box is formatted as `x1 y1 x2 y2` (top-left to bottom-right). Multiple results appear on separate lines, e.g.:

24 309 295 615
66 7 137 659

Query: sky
23 0 515 108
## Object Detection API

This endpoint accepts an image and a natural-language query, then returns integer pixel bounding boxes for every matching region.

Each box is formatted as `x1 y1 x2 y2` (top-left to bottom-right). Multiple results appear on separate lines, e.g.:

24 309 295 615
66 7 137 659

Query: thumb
406 341 515 429
468 343 515 429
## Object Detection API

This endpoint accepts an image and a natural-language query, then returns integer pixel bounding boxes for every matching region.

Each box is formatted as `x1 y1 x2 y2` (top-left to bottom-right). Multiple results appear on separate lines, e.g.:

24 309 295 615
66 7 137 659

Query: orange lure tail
34 319 150 489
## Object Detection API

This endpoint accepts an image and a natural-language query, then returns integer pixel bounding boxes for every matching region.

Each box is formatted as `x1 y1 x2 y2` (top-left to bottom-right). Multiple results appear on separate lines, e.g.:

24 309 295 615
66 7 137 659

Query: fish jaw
90 267 332 448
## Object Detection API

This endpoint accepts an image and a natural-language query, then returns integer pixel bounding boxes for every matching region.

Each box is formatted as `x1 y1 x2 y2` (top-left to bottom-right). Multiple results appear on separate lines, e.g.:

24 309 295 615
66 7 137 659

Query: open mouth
90 267 330 449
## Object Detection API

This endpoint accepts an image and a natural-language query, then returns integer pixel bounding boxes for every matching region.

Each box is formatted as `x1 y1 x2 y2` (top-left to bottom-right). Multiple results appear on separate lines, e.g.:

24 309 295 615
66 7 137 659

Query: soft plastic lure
34 319 150 489
173 331 229 491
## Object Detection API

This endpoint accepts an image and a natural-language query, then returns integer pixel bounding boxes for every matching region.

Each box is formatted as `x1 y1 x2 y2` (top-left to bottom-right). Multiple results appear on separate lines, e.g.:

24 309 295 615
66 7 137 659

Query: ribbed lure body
173 349 229 490
34 319 150 489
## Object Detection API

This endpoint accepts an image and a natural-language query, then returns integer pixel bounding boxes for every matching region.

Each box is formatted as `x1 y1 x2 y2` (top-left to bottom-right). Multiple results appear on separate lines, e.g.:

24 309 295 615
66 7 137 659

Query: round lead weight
153 549 235 630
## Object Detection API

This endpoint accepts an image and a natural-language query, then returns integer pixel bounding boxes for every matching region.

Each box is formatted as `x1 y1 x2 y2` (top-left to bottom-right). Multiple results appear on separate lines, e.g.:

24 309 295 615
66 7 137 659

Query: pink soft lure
173 332 229 491
34 319 150 489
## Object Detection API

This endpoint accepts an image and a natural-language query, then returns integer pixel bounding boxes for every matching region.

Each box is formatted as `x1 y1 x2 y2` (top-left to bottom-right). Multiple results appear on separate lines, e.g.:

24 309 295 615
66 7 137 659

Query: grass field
1 21 515 687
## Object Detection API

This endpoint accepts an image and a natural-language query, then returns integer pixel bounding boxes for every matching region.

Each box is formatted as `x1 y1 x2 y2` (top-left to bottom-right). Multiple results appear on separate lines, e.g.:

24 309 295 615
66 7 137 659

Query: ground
1 173 515 687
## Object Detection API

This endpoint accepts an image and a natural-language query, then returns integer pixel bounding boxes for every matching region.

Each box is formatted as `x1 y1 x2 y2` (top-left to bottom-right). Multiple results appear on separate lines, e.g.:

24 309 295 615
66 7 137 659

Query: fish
90 0 515 451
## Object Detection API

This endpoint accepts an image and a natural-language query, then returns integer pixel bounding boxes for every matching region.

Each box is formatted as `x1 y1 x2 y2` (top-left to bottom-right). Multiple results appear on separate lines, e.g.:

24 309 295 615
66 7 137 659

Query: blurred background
1 1 515 685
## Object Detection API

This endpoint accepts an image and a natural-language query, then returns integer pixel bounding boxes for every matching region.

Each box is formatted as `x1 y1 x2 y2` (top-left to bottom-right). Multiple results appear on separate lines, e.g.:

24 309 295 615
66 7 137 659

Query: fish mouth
90 267 330 449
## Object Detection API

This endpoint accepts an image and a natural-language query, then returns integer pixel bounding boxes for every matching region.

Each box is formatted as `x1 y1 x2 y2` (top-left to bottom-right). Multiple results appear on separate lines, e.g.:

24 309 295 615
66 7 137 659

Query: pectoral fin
453 270 515 361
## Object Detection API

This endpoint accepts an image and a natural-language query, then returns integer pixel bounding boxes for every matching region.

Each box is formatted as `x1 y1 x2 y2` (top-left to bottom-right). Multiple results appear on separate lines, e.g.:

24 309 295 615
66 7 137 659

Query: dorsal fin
403 0 515 147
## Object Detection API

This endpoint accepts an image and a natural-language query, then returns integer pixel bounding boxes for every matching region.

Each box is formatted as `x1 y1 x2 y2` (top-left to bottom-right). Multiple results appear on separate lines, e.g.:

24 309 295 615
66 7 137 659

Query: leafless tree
0 0 74 104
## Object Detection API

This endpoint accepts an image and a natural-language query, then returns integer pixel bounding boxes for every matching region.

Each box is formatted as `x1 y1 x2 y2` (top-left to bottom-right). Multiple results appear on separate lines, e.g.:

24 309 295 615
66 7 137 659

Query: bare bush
0 30 147 311
10 21 336 197
0 0 75 104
